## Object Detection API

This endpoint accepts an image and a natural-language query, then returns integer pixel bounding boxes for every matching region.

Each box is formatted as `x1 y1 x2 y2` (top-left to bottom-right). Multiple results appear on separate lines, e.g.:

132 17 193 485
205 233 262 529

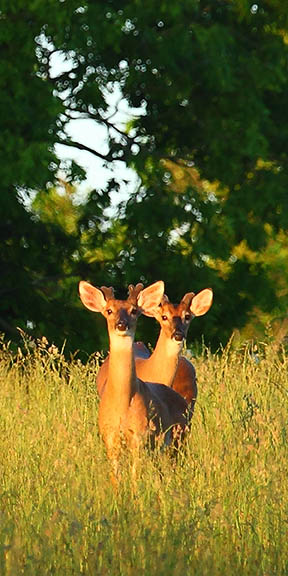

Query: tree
1 1 62 337
1 0 288 353
1 2 111 354
44 0 288 347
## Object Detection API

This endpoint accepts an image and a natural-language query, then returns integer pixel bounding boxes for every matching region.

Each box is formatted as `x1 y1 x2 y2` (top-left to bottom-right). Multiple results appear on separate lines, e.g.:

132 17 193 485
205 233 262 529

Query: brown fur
79 280 188 477
97 288 213 423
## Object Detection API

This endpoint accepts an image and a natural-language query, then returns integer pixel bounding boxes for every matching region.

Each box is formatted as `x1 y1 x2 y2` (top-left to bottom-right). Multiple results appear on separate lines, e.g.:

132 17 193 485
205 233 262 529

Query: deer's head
79 280 165 339
143 288 213 345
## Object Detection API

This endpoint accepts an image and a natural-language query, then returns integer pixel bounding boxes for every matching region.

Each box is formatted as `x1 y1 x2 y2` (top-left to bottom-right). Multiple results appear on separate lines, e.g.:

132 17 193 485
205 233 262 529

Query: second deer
79 280 188 478
135 288 213 417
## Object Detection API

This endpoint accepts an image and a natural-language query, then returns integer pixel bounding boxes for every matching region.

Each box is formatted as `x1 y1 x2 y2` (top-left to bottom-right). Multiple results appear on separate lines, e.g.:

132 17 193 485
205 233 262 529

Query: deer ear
137 280 165 317
79 281 107 313
190 288 213 317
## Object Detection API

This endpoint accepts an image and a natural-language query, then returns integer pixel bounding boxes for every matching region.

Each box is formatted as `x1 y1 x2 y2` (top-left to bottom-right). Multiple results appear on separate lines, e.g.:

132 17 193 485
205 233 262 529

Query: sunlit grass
0 335 287 575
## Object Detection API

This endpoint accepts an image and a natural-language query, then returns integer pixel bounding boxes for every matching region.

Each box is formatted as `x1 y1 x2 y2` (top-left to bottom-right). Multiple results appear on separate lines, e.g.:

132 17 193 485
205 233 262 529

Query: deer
79 280 188 479
135 288 213 416
96 287 213 423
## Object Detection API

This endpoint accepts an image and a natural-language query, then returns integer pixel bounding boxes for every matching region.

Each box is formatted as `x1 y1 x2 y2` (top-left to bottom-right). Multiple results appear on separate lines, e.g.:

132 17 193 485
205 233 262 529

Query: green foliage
1 0 288 353
0 337 287 574
0 1 65 342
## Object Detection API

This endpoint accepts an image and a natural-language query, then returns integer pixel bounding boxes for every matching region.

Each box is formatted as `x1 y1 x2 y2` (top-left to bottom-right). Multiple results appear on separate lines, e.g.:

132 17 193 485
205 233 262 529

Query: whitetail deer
97 287 213 422
79 280 188 477
134 288 213 417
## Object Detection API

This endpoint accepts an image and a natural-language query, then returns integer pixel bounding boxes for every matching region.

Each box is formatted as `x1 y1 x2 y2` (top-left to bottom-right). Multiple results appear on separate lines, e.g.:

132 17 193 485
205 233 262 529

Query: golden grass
0 335 287 575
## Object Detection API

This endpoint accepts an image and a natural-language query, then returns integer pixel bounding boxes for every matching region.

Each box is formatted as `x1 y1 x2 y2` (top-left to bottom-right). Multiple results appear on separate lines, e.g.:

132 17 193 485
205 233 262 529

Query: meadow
0 334 287 575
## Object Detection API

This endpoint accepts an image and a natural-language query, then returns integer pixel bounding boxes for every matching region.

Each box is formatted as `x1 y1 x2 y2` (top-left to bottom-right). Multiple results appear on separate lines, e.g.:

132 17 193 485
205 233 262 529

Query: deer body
135 329 182 388
98 335 148 459
135 344 197 406
172 356 197 405
79 281 188 473
135 289 213 415
97 288 213 420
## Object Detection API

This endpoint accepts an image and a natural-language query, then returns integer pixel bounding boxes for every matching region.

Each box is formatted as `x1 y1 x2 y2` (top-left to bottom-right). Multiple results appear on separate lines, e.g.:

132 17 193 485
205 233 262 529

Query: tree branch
64 108 135 143
58 139 115 163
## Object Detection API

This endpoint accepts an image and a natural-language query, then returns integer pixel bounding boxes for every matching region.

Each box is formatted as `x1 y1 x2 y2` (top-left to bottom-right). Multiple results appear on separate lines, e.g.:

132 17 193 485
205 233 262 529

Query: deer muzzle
173 330 185 342
116 320 129 332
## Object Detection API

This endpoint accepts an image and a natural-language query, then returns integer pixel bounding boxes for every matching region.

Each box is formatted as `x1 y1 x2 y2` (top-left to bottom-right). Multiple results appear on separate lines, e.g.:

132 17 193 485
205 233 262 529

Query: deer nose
116 320 128 332
173 331 184 342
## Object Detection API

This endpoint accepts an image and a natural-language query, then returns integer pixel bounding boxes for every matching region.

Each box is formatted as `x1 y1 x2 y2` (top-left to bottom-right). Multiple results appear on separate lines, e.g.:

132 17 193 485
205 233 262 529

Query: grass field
0 334 287 575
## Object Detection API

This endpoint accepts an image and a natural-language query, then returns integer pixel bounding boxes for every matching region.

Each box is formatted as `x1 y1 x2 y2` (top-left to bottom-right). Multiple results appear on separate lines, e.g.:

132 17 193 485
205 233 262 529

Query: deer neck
106 333 138 407
147 329 182 387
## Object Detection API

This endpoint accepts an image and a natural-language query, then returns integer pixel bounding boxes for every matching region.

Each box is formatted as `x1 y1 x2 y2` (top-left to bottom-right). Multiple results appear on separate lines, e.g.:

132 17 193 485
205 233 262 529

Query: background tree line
1 0 288 355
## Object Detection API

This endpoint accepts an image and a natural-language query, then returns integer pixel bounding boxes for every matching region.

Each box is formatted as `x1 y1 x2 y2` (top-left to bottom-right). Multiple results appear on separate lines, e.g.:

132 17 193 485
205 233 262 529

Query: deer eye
131 308 138 316
107 309 113 315
185 314 191 321
162 315 168 321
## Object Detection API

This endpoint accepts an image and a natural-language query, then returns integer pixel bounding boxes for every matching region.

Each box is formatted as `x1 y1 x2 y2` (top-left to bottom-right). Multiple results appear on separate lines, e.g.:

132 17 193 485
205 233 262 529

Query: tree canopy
1 0 288 354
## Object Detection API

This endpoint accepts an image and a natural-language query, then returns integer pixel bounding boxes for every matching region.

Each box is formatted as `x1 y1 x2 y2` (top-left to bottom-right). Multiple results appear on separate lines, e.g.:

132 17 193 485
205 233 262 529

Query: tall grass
0 335 287 575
